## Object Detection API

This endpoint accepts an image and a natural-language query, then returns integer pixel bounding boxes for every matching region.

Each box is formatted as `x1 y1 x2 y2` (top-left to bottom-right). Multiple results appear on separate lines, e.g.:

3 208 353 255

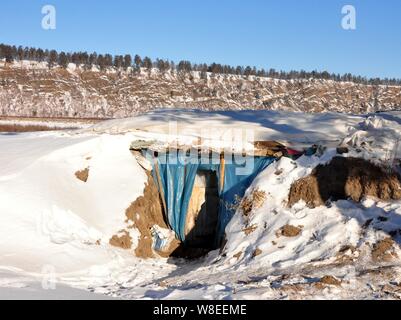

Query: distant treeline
1 43 400 86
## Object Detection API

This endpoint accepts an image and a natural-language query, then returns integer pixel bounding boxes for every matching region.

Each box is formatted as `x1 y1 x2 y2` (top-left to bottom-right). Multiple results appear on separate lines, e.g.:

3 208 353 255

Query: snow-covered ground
1 109 401 299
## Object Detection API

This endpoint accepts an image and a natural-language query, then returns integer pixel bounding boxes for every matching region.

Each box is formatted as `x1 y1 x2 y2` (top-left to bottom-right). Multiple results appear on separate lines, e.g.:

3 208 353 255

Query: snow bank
222 152 358 268
0 131 147 274
220 149 401 272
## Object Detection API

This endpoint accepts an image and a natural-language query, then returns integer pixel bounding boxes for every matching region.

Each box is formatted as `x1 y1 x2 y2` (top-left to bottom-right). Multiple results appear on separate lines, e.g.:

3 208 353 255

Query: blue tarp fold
143 150 274 245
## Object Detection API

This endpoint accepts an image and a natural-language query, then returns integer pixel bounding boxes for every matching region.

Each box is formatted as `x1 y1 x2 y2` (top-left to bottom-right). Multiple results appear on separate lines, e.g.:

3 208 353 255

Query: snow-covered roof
87 108 366 149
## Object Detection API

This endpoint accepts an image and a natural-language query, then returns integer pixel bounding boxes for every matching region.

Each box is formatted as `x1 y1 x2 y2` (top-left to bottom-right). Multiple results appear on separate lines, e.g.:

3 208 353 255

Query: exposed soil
240 189 266 217
233 251 242 260
252 248 262 258
109 230 132 249
314 275 342 289
334 245 359 264
125 171 180 258
288 157 401 208
279 224 302 237
279 283 308 293
372 238 398 262
75 168 89 182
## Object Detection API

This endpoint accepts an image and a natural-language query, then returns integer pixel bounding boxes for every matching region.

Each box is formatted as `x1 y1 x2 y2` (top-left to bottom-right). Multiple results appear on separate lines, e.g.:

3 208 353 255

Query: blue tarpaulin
142 149 275 245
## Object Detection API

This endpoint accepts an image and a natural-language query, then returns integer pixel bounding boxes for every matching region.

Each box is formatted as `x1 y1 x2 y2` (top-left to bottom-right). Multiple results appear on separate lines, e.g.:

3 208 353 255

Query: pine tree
235 66 243 75
29 47 37 60
89 52 98 67
48 50 58 68
104 54 113 67
17 46 24 61
244 66 252 76
113 55 123 69
58 52 68 69
143 56 152 70
123 54 132 70
97 54 105 70
1 42 401 86
81 52 89 66
36 48 45 62
23 47 30 60
134 54 142 68
71 52 79 65
10 46 17 60
3 45 14 63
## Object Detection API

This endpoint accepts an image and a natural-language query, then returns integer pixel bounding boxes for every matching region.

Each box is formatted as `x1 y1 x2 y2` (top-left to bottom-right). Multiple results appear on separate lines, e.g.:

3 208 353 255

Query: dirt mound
75 167 89 182
288 157 401 208
124 171 180 258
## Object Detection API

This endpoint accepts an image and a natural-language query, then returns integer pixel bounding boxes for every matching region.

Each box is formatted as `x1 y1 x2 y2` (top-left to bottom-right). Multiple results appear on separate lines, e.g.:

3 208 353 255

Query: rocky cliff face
1 61 401 118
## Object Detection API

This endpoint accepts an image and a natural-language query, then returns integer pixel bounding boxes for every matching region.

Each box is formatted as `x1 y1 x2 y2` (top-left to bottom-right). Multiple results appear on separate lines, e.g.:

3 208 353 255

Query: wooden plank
133 141 285 158
151 155 168 220
219 152 225 193
253 140 285 157
185 173 206 238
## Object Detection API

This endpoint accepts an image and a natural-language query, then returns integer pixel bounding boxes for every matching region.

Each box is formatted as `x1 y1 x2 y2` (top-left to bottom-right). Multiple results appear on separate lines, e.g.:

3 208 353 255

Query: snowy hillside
1 61 401 118
1 109 401 299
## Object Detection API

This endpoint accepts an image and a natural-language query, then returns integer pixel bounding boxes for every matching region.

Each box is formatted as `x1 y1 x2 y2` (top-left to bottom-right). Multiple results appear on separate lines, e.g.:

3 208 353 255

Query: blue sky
1 0 400 78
